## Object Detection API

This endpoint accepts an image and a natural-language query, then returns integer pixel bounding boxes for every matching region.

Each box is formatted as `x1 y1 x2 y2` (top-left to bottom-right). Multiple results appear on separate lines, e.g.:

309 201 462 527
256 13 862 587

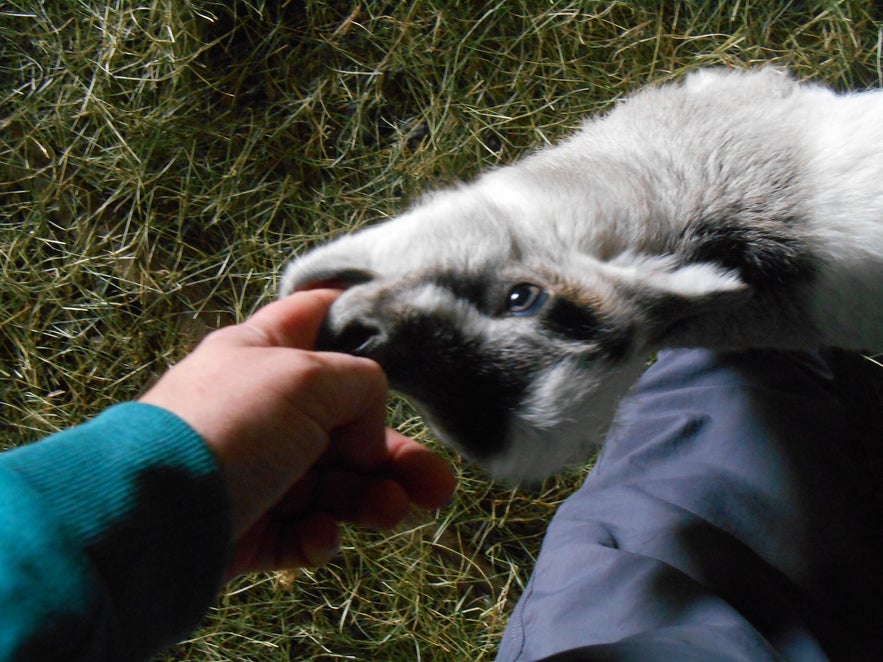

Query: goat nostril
323 320 383 357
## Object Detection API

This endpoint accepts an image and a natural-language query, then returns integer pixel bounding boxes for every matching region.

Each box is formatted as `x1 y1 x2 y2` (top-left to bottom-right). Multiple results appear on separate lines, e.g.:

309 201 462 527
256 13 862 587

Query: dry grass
2 1 881 660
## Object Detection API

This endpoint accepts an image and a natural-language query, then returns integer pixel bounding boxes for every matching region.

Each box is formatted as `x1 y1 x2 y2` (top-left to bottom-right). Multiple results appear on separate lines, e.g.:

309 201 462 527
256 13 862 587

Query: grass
1 1 881 660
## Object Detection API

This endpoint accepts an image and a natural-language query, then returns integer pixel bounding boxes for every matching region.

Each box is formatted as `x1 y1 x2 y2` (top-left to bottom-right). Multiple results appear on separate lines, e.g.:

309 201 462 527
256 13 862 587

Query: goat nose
317 318 384 358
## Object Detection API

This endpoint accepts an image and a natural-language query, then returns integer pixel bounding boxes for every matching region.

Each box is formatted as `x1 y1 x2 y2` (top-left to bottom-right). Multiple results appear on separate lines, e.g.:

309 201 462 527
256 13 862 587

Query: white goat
280 67 883 481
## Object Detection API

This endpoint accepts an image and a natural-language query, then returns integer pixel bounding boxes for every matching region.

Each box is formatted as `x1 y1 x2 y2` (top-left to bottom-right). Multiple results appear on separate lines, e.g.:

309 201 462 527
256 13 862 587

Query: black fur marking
682 215 817 290
377 313 537 459
543 297 602 341
542 297 632 361
430 269 503 313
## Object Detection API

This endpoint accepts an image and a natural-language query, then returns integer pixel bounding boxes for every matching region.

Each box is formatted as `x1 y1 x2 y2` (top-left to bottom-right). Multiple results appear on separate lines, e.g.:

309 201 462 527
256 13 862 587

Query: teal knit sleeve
0 402 232 661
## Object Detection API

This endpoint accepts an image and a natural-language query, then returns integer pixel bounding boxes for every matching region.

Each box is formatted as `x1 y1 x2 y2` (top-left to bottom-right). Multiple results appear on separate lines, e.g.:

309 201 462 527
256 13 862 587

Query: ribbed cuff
3 402 232 660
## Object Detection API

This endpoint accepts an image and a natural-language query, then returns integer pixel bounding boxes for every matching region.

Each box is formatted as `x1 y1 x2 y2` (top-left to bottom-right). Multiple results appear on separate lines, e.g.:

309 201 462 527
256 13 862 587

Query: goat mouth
317 319 385 358
403 392 515 463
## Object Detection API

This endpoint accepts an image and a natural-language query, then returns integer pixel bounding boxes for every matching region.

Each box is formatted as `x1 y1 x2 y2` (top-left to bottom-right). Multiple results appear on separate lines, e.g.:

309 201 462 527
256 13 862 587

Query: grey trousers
497 349 883 662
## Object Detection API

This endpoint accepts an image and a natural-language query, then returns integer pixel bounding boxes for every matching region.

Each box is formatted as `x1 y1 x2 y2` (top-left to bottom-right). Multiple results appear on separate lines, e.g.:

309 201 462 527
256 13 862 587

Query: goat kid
280 67 883 481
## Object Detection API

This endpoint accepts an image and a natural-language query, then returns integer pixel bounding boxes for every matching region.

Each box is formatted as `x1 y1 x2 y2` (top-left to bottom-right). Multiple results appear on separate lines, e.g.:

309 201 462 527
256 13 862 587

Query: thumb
213 289 341 351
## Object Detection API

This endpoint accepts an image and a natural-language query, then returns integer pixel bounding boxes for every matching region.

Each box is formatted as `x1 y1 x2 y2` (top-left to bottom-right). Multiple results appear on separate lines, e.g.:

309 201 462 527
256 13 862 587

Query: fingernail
304 526 342 567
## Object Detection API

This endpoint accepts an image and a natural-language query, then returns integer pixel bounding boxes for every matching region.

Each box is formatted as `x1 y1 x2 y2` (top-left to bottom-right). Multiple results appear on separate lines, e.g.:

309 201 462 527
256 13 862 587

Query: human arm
0 289 456 661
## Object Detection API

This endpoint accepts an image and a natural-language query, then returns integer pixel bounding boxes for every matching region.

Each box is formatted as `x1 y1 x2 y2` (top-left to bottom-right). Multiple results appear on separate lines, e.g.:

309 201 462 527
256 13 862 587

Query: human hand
139 290 456 577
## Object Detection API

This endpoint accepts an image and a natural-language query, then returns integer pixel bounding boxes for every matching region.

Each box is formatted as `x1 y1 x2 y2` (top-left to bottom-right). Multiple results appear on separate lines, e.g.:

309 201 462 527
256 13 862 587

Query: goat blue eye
506 283 547 315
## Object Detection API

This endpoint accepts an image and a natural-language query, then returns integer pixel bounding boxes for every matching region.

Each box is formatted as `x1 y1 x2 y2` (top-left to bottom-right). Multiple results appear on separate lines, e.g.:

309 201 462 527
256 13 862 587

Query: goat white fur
280 67 883 481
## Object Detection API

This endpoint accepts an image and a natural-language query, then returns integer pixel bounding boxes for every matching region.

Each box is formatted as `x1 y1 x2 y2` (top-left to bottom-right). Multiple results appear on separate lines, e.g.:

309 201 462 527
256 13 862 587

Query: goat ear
280 260 375 296
279 236 378 297
628 262 750 344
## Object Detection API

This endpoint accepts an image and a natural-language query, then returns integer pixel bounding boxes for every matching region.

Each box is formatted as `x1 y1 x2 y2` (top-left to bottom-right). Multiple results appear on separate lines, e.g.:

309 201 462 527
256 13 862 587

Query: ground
1 2 881 660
